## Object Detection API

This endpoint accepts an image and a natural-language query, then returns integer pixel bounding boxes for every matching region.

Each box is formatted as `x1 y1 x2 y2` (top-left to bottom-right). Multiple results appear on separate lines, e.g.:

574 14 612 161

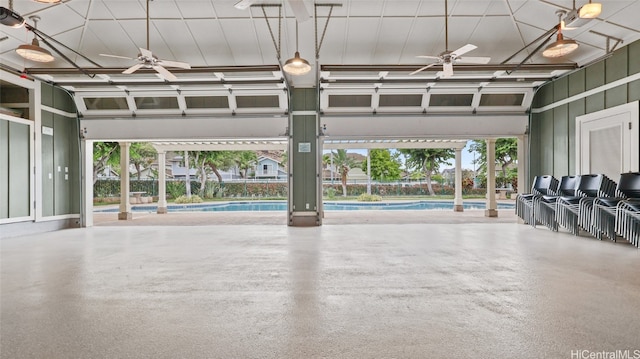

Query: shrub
174 195 203 204
358 193 382 202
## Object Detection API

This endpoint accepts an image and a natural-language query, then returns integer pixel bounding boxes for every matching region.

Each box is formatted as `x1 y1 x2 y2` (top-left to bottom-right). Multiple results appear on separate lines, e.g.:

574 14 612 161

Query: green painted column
288 88 322 226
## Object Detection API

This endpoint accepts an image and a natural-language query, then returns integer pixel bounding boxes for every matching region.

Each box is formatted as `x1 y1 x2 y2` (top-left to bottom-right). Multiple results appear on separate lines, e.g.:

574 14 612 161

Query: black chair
592 172 640 241
616 199 640 248
515 175 558 226
555 174 616 235
532 175 580 231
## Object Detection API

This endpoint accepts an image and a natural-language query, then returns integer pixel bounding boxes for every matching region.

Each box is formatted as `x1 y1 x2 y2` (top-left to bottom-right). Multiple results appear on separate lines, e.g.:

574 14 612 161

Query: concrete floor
1 211 639 358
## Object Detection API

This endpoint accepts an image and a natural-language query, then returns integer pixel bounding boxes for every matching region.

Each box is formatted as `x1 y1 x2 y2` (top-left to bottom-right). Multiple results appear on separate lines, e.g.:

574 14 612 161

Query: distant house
253 155 287 180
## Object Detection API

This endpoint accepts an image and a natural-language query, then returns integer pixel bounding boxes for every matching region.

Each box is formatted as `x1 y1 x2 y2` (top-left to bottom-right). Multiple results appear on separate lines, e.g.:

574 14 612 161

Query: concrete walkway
2 210 639 358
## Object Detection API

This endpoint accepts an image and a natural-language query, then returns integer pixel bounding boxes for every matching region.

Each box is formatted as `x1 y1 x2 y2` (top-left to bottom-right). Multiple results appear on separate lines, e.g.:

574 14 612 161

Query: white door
576 101 639 180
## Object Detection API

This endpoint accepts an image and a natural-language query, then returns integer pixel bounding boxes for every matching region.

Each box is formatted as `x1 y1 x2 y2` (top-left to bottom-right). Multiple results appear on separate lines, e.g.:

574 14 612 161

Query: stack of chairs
515 175 558 226
590 172 640 242
532 175 580 231
555 174 617 235
616 200 640 248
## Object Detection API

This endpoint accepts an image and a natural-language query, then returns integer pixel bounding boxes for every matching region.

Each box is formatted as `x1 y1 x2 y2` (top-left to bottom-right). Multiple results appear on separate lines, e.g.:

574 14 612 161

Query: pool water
96 201 515 213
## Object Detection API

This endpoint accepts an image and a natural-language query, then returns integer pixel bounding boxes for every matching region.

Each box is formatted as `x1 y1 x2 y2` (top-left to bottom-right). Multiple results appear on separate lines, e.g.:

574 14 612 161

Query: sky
324 141 478 171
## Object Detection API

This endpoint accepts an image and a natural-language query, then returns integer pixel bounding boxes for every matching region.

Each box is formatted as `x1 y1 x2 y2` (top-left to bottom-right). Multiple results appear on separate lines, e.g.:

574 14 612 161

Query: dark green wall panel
41 111 55 217
529 114 541 181
553 77 569 102
8 122 30 217
291 114 317 212
0 120 9 219
41 83 54 107
629 41 640 75
54 115 70 215
540 110 554 175
606 85 628 109
535 84 554 108
568 69 586 97
568 99 585 175
629 80 640 102
553 105 569 176
606 47 628 83
585 61 605 91
585 92 605 113
53 86 75 113
291 88 316 112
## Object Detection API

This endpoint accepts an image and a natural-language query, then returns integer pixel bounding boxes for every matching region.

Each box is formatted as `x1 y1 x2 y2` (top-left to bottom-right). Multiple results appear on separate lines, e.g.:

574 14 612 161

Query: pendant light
542 12 579 58
283 21 311 75
579 0 602 19
16 16 54 62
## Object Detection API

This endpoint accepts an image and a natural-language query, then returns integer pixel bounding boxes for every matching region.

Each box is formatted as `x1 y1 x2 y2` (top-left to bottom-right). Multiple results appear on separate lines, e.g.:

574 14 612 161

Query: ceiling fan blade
153 65 178 81
416 55 441 60
457 56 491 64
158 59 191 69
450 44 477 57
410 63 437 76
441 62 454 78
287 0 311 23
122 63 144 74
100 53 134 60
139 47 153 58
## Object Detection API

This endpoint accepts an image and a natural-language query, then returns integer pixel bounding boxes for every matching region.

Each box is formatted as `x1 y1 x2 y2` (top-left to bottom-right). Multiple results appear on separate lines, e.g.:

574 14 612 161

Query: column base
484 209 498 217
453 205 464 212
157 207 168 214
118 212 132 220
289 212 320 227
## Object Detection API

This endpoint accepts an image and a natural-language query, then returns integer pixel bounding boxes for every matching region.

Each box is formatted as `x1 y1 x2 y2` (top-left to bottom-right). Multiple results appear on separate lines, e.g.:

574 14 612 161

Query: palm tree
400 149 454 196
332 149 359 197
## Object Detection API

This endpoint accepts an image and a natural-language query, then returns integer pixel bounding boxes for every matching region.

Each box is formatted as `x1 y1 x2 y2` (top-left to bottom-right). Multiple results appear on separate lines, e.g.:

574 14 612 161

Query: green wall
530 39 640 182
40 83 80 217
290 88 318 213
0 120 31 219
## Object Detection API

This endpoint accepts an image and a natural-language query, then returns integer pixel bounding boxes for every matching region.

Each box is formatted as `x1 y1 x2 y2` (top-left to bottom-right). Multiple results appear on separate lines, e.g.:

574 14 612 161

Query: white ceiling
1 0 639 94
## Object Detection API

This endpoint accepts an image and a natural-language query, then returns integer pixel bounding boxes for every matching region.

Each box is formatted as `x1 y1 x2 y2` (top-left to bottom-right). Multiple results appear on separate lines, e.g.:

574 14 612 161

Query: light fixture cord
445 0 448 51
8 0 13 10
146 0 150 49
295 21 299 52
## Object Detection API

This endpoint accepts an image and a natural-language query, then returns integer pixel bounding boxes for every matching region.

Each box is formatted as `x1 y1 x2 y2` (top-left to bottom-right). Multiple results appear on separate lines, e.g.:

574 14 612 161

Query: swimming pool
96 200 515 213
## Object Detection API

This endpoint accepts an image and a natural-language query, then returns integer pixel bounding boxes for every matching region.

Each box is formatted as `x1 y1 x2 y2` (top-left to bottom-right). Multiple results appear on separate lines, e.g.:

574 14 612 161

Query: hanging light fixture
543 12 579 58
16 16 54 62
283 21 311 75
579 0 602 19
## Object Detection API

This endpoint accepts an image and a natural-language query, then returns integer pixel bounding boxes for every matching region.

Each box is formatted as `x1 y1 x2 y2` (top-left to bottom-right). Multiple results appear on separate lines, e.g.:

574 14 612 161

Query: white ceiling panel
175 1 216 19
0 0 637 101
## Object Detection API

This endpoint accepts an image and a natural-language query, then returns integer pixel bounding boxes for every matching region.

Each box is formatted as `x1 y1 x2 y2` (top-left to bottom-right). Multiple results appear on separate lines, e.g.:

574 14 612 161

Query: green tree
130 142 156 180
361 149 402 181
93 142 119 184
468 138 518 185
399 149 454 195
331 149 360 197
234 151 258 178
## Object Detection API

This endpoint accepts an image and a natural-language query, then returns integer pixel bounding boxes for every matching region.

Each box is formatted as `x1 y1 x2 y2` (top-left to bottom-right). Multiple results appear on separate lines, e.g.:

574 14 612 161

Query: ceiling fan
410 0 490 77
99 0 190 81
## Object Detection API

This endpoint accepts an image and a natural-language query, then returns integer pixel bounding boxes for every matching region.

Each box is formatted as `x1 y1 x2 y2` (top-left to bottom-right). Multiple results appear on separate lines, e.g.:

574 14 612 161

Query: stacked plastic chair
532 175 580 231
591 172 640 241
577 175 617 235
616 199 640 248
555 174 616 235
515 175 558 226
